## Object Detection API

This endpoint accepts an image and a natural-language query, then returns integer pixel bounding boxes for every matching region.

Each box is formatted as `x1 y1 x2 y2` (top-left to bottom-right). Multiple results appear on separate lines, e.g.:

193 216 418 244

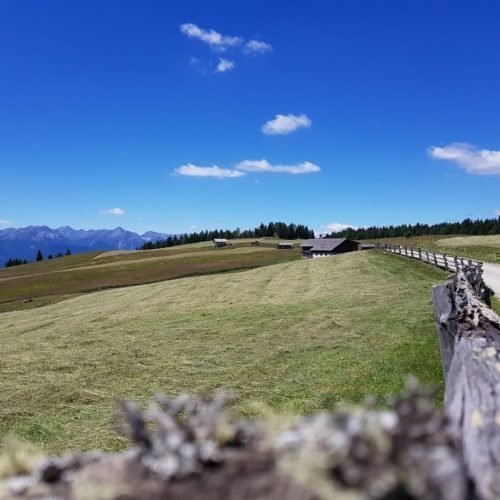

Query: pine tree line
325 217 500 240
139 222 315 250
4 258 28 268
4 248 72 268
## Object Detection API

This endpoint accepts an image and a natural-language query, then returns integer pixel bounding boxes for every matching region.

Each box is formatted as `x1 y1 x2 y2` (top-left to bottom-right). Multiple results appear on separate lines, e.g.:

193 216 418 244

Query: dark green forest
139 221 315 250
325 217 500 240
4 257 28 268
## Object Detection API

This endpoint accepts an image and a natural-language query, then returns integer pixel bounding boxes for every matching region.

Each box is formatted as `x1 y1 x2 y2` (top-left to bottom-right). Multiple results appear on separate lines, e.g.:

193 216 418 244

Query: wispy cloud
428 143 500 176
181 23 272 73
174 159 320 178
215 58 235 73
322 222 359 233
99 208 126 215
180 23 242 52
493 209 500 217
175 163 245 179
0 219 13 225
262 114 312 135
244 40 273 55
235 159 320 174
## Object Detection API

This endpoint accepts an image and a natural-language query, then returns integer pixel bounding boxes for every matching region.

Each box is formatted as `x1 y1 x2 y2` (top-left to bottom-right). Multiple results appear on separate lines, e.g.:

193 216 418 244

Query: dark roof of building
300 238 349 252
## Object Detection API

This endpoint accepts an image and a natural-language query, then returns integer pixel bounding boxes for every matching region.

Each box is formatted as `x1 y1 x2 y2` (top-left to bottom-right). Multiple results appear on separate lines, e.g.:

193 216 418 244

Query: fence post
418 248 422 261
434 253 439 267
404 245 407 256
443 254 448 271
410 247 414 258
454 256 458 272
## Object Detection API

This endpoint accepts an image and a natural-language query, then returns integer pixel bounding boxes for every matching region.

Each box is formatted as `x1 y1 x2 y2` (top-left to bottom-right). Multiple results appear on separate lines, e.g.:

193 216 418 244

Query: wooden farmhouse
213 238 228 248
358 243 376 250
277 241 295 249
300 238 359 258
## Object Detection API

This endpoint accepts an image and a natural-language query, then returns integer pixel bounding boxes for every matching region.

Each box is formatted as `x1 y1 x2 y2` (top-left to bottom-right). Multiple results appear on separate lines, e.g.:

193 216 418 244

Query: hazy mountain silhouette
0 225 169 264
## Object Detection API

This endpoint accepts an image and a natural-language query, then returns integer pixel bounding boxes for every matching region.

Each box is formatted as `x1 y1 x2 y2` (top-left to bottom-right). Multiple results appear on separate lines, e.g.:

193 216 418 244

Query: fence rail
375 242 486 299
432 270 500 500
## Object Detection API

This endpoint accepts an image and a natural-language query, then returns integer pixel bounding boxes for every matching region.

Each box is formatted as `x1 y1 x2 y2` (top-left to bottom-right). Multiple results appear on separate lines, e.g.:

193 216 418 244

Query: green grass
0 251 446 453
491 297 500 315
0 240 300 313
370 234 500 263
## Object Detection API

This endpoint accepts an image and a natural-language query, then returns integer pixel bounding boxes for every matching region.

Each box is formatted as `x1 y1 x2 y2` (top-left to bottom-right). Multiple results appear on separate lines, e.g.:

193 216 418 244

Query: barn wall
333 240 359 253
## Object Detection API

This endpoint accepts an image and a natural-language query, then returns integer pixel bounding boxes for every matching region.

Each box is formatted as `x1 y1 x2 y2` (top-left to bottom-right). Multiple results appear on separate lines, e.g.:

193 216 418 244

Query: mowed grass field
0 250 446 453
0 239 299 313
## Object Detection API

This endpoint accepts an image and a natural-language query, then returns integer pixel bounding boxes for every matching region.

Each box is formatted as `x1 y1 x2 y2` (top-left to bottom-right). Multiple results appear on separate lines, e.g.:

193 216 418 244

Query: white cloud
493 209 500 217
189 56 201 67
180 23 242 51
215 58 235 73
175 163 245 179
323 222 359 233
99 208 126 215
235 159 320 174
0 219 13 225
244 40 273 55
262 114 312 135
174 160 320 178
428 143 500 175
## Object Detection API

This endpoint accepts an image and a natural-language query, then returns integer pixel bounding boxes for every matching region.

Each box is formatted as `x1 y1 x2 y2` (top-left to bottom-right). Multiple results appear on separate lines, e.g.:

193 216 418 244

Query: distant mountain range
0 226 169 264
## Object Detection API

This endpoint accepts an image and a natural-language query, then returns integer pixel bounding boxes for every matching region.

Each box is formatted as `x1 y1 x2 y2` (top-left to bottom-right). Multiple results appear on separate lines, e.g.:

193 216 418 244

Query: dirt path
482 263 500 297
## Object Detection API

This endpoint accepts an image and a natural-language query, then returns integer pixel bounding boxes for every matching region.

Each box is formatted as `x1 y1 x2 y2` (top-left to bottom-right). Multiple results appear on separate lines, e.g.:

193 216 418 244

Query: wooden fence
432 270 500 500
375 242 486 300
376 242 500 499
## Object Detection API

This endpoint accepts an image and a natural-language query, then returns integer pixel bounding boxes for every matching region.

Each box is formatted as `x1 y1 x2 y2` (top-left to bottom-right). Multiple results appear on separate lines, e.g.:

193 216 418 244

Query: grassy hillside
0 251 446 453
0 239 299 313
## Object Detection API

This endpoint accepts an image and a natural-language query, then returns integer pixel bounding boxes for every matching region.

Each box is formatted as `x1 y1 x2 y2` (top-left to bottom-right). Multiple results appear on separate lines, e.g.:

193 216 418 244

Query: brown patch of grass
0 244 300 312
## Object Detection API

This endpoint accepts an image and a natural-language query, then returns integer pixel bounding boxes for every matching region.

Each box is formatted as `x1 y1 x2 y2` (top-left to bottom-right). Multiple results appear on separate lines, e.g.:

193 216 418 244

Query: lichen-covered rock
0 384 467 500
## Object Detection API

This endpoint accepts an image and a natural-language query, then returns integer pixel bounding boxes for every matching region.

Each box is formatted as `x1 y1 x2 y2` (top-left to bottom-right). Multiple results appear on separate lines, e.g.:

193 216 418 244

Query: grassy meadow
0 239 299 313
0 250 446 453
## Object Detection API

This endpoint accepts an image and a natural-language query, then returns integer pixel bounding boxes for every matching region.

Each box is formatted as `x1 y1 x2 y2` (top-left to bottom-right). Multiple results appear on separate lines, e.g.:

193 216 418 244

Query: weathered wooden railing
432 270 500 500
375 242 486 298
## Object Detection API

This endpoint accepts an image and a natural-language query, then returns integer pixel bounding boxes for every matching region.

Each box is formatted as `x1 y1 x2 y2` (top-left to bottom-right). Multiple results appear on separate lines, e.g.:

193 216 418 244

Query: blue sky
1 0 499 235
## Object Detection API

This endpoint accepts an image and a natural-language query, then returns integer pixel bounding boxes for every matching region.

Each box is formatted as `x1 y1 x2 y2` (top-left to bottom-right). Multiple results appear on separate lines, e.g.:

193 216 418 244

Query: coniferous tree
65 248 72 256
5 258 28 267
36 249 43 262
